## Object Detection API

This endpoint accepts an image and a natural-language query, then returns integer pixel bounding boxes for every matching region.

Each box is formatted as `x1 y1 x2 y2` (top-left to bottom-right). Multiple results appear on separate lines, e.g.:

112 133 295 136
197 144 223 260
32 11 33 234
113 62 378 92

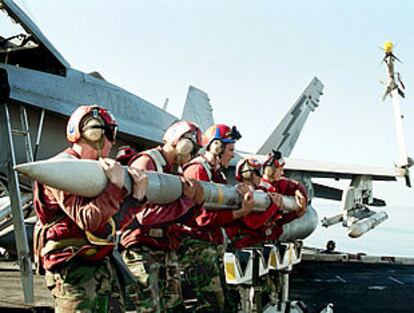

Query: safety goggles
90 108 119 142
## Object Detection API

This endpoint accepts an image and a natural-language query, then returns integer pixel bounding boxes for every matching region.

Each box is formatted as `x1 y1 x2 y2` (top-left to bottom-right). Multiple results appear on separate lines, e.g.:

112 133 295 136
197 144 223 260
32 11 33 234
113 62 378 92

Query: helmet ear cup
209 140 223 156
264 166 275 178
82 118 105 142
175 138 194 156
241 171 252 180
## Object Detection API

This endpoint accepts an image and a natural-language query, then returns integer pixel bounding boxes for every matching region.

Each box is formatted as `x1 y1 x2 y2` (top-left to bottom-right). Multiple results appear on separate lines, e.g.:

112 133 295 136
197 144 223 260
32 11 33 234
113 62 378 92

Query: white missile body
321 213 343 228
279 204 318 241
15 159 182 203
15 159 299 212
348 211 388 238
15 159 318 239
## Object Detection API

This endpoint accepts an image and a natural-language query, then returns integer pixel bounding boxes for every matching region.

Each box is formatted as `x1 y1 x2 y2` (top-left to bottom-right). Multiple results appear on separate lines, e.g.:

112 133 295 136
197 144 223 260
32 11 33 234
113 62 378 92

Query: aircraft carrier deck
0 248 413 312
290 248 414 313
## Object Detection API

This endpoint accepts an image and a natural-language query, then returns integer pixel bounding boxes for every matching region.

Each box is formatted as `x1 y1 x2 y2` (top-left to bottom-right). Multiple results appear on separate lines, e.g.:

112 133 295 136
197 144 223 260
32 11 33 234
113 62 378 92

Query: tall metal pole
391 87 408 167
0 103 34 303
383 42 409 168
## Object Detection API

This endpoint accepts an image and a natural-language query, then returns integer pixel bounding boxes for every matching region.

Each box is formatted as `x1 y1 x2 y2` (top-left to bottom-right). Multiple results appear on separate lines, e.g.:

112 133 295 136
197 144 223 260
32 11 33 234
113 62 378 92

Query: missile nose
383 41 393 53
14 163 33 177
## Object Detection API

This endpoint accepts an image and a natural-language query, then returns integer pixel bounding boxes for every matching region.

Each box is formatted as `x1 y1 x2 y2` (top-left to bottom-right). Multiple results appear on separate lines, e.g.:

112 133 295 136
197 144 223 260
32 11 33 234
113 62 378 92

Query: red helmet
116 145 136 165
235 157 262 181
263 150 285 168
202 124 242 148
163 120 202 147
66 105 118 143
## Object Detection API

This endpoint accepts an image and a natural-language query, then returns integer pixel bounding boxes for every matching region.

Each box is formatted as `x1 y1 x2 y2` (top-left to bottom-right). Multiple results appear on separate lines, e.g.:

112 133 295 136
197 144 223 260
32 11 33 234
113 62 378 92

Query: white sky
4 1 414 209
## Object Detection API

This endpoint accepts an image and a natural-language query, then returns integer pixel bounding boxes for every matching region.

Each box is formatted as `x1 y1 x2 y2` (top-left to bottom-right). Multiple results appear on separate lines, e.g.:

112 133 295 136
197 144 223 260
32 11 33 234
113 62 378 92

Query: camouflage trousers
177 237 228 313
45 257 124 313
122 246 184 313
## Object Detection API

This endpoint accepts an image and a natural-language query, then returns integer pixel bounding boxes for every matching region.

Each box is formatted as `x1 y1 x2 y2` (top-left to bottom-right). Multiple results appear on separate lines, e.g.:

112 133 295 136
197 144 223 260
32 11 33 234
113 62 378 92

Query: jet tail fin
257 77 324 157
181 85 214 132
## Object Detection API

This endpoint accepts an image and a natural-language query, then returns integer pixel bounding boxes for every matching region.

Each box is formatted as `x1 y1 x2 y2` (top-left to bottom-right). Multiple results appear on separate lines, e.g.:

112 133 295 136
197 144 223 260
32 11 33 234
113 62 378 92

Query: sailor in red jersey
175 124 254 313
258 150 308 306
33 105 146 312
259 150 307 240
225 157 283 250
120 121 204 313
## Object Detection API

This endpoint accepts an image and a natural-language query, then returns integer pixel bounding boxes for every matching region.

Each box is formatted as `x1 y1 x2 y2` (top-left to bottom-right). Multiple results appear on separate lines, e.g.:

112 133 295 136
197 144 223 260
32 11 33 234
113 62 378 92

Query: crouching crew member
258 150 308 306
225 158 283 249
33 105 146 312
259 150 307 232
120 121 204 313
173 124 254 313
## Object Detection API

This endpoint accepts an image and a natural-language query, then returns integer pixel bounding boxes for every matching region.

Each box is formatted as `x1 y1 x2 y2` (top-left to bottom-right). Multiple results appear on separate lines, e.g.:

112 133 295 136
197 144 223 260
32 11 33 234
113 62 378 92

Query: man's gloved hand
128 167 148 200
268 192 283 208
100 158 124 189
236 182 250 196
192 180 205 205
295 190 307 217
233 189 255 219
180 177 197 199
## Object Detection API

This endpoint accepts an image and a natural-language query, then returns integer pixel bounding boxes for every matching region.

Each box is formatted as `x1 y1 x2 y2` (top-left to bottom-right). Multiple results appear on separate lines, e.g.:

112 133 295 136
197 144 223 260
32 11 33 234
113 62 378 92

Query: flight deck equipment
0 102 39 303
224 241 303 312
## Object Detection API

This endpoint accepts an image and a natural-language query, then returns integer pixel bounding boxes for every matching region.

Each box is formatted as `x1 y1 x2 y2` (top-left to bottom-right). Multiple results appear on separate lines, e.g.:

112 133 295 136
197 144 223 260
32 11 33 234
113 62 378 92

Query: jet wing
234 153 399 181
313 183 386 206
1 0 70 69
283 158 398 181
181 85 214 132
257 77 324 157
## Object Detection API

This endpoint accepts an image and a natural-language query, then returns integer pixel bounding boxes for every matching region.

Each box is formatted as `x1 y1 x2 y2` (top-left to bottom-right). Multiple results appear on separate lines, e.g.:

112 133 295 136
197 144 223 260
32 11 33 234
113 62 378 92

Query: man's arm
131 155 195 225
48 182 125 233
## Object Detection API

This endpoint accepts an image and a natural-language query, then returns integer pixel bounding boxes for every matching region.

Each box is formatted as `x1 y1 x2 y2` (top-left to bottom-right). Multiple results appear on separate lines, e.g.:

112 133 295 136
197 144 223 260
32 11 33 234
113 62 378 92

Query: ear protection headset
67 105 118 144
235 158 262 182
241 168 253 180
81 116 106 143
209 140 223 156
175 138 195 157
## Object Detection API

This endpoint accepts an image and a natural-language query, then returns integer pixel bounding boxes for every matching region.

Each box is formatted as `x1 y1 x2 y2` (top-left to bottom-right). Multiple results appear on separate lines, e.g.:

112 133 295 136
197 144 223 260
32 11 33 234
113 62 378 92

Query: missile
321 213 343 228
15 159 299 212
347 211 388 238
15 159 182 204
279 204 318 241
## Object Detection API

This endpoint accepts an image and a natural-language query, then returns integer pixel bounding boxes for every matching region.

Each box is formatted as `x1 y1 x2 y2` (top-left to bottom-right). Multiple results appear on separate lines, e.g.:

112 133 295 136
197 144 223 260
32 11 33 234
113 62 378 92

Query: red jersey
120 147 195 251
225 196 281 249
170 156 236 245
256 177 307 242
34 148 125 270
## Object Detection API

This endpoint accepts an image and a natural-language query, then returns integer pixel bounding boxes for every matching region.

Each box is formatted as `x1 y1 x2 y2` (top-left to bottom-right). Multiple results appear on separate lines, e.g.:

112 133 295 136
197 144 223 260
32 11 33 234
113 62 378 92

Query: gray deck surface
0 261 53 312
1 260 413 312
290 261 414 313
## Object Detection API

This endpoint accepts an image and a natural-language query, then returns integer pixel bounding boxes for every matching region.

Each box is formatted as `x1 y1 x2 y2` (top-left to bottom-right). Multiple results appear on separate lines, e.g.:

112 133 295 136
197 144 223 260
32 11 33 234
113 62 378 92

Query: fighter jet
180 67 412 240
0 0 411 305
